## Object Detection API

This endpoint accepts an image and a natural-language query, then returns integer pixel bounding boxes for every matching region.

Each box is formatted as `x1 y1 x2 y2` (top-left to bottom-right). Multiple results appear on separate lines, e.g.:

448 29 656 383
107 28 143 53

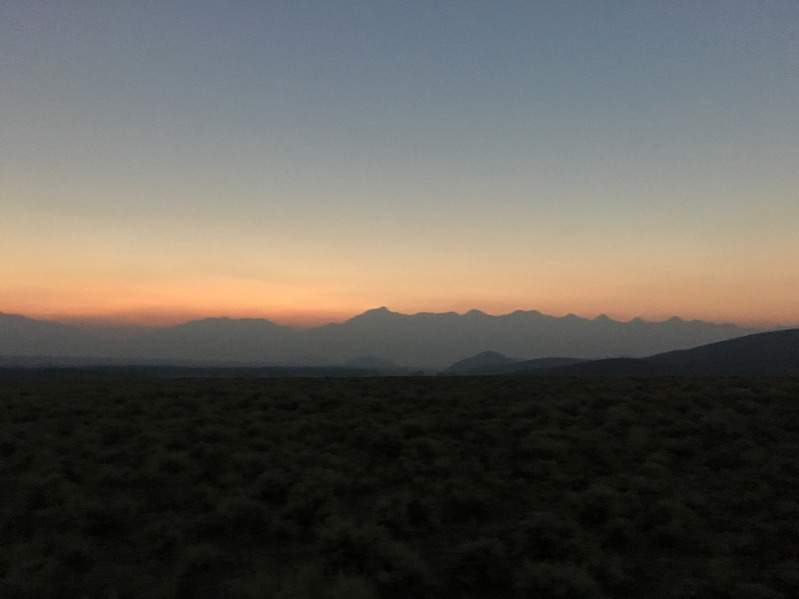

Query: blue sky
2 1 797 327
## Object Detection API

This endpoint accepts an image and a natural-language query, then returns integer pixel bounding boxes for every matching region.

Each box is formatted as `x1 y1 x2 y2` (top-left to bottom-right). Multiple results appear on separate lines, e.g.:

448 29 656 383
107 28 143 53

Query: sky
2 1 797 328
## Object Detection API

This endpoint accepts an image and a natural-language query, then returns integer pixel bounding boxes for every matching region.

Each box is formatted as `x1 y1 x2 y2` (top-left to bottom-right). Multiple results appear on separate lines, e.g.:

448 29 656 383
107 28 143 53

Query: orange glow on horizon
8 298 797 330
19 302 360 329
4 259 797 330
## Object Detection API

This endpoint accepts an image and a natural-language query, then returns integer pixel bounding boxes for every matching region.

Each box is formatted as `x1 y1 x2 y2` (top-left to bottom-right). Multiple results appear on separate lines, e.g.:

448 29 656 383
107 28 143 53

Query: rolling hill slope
530 328 799 376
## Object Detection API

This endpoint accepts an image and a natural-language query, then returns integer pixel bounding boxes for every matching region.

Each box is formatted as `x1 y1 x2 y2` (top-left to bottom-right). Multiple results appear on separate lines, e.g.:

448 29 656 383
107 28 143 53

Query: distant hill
445 352 589 375
0 312 101 357
526 328 799 376
0 308 766 369
446 351 518 374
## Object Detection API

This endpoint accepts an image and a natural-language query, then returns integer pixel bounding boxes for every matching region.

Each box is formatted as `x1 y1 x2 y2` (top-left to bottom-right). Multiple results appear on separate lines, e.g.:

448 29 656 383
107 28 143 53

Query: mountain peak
171 316 282 330
363 306 395 317
345 307 403 324
447 350 517 373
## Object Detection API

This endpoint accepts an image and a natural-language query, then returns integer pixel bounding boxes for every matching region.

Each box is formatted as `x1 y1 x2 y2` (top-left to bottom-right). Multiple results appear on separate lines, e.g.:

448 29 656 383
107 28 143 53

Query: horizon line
3 307 792 331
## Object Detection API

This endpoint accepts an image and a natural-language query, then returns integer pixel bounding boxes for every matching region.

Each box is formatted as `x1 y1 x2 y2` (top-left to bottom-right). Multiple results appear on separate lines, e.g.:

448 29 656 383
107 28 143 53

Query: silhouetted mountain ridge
0 308 768 369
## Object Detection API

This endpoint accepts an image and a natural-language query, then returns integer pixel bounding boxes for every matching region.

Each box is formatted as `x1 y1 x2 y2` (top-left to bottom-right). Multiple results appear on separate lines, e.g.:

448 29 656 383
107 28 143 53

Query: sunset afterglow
2 2 797 329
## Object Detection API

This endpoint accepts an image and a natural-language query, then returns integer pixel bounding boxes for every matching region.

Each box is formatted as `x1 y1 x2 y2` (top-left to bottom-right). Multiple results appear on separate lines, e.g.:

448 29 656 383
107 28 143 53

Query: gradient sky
2 1 797 328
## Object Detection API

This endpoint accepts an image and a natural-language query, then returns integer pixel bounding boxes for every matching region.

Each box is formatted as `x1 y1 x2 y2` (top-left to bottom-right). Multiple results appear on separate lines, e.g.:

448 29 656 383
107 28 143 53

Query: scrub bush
515 560 602 598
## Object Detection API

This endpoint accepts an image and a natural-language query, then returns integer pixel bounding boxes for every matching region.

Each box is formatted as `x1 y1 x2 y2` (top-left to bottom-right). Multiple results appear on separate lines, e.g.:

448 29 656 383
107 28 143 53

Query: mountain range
0 307 768 369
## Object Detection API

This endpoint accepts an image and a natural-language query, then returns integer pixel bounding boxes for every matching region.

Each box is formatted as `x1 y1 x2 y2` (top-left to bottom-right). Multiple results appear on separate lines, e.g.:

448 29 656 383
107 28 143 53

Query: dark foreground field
1 376 798 598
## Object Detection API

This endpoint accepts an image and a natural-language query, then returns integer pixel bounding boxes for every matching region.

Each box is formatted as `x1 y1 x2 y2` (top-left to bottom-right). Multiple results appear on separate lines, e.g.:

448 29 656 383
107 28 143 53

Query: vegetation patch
1 376 798 597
